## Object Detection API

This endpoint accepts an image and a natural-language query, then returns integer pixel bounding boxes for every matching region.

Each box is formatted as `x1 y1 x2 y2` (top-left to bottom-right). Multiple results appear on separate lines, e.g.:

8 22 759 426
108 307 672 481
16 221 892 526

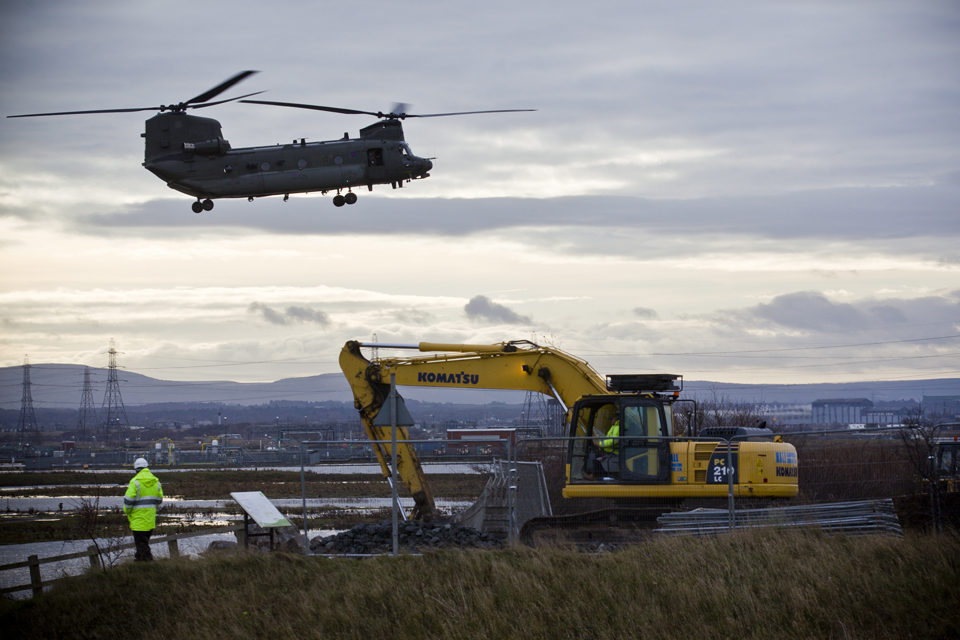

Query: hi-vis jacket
124 468 163 531
599 421 620 453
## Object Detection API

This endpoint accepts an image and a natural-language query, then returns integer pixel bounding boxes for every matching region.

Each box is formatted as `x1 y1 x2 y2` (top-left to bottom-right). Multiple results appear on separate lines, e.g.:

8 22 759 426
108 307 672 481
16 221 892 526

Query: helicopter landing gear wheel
333 194 346 207
192 200 203 214
202 199 214 211
344 192 357 205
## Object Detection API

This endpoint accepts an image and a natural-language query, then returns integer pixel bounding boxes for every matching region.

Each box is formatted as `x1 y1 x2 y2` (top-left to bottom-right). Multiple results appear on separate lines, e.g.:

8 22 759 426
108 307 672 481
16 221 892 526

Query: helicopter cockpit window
399 144 411 157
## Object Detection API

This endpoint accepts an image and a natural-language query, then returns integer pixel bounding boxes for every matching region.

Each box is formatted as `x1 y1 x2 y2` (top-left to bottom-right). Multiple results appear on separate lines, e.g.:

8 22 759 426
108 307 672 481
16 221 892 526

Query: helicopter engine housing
143 112 225 163
183 137 231 156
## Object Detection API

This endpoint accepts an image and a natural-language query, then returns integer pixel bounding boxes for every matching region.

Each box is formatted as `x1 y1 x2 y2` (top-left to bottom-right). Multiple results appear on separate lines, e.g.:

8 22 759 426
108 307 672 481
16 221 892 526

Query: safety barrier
656 499 904 537
2 426 930 579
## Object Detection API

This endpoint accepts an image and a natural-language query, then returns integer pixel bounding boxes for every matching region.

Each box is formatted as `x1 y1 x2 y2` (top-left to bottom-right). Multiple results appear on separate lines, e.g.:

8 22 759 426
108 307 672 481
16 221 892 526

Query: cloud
738 291 958 334
248 302 288 325
464 295 531 325
284 306 331 325
750 293 869 332
248 302 330 326
393 309 435 326
633 307 658 319
63 186 960 248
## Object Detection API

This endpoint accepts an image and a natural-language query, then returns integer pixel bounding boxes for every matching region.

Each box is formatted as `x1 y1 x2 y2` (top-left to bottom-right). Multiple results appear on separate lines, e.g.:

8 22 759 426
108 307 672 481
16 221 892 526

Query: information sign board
230 491 292 528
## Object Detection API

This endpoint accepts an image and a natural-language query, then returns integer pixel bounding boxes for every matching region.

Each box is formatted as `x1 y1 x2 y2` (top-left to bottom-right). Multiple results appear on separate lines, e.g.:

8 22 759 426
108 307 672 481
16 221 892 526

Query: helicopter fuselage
142 112 432 208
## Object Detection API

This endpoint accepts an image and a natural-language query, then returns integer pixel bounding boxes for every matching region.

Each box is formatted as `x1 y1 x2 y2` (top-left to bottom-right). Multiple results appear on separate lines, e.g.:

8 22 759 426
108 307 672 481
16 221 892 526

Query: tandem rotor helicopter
8 71 534 211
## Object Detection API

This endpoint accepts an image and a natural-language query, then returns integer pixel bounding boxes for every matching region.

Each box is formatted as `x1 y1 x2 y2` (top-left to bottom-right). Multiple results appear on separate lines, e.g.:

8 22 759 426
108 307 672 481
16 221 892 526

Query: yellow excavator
339 339 799 528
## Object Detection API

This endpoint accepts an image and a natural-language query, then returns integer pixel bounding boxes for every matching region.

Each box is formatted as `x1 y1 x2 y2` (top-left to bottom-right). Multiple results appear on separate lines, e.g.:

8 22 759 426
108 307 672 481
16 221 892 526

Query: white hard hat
134 457 148 470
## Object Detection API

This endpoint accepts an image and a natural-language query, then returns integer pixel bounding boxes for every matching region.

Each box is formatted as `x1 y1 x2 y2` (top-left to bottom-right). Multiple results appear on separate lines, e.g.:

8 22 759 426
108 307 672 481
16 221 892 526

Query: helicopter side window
399 144 411 157
368 148 384 167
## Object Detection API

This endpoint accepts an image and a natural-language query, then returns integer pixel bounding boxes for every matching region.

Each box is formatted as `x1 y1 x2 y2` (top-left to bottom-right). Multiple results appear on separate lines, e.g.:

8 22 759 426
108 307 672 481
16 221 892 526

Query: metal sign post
390 373 400 556
727 438 735 531
300 441 308 549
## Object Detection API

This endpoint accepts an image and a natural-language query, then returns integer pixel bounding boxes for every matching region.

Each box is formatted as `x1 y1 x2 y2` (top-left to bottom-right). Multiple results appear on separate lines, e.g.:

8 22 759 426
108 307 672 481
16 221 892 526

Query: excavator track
518 499 792 547
519 507 671 547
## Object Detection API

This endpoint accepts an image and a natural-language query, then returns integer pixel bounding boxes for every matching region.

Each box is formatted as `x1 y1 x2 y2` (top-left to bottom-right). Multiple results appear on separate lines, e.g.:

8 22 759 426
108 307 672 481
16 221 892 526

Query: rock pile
310 520 503 554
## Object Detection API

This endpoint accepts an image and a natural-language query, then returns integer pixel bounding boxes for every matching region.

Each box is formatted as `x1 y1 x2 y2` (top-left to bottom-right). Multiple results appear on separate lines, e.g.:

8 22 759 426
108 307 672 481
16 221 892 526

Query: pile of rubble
310 520 503 555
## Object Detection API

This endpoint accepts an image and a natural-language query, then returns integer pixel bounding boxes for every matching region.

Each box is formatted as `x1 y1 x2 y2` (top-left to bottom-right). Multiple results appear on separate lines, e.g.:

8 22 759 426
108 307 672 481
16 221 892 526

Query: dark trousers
133 530 154 561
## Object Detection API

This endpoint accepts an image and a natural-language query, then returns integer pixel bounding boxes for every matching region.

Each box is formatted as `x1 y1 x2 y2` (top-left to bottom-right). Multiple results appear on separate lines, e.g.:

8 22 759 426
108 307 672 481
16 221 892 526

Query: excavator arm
338 339 611 519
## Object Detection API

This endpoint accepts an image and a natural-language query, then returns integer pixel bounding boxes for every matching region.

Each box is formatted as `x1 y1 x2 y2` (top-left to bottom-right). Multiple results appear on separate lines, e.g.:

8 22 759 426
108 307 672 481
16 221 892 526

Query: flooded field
1 495 473 512
0 465 486 598
0 463 484 476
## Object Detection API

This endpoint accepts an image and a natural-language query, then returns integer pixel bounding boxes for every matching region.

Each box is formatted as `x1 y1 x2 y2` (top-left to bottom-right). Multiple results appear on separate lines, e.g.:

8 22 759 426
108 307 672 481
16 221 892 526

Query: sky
1 0 958 391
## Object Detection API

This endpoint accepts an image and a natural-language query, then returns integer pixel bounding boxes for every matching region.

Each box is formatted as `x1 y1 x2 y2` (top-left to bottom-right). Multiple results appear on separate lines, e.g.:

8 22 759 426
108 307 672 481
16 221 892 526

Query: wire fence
291 428 940 545
1 428 948 587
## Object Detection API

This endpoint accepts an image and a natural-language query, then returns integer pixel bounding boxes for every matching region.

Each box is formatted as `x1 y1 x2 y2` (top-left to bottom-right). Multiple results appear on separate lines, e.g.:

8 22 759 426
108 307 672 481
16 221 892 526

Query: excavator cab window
620 403 670 482
569 399 670 484
569 402 617 481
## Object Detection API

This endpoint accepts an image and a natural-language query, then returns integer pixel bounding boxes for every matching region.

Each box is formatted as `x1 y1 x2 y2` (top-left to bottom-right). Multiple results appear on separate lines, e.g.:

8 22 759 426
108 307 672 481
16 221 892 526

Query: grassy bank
3 530 958 640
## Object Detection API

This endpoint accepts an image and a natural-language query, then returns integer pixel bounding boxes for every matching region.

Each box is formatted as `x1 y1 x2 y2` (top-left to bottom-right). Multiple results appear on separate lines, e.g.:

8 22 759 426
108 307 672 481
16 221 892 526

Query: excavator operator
586 411 620 479
598 413 620 454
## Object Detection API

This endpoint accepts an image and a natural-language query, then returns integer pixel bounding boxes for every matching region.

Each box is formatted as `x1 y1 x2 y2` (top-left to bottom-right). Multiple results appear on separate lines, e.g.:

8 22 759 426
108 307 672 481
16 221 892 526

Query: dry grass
2 530 958 640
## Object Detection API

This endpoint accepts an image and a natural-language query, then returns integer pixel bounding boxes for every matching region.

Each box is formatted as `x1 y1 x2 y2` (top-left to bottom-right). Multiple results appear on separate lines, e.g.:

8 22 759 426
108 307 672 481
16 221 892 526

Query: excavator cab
569 396 672 484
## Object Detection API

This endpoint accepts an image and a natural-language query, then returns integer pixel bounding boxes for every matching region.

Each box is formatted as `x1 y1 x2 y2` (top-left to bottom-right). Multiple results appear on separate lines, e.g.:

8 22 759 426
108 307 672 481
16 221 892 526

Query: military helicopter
8 71 534 211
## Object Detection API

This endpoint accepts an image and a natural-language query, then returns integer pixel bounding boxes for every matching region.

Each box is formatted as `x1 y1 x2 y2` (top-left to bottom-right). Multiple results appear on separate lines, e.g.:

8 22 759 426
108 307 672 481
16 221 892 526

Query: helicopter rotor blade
389 103 411 117
240 99 382 118
7 105 165 118
190 91 267 110
8 71 262 118
241 99 536 121
186 70 259 106
405 109 537 118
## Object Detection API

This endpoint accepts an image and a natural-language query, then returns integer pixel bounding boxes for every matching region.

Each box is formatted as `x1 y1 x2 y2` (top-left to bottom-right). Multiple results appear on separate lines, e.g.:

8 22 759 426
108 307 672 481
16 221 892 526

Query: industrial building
811 398 873 424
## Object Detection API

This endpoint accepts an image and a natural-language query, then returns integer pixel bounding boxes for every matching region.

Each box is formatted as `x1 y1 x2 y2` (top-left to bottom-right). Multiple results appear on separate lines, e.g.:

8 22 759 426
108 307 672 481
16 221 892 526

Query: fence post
727 437 735 532
508 439 516 545
28 555 42 597
390 372 399 557
301 440 309 549
167 538 180 558
87 545 101 570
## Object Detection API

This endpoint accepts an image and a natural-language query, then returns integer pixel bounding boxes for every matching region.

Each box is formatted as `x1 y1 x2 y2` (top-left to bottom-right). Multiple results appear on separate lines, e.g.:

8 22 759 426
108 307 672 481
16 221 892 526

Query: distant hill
1 363 957 410
0 364 527 409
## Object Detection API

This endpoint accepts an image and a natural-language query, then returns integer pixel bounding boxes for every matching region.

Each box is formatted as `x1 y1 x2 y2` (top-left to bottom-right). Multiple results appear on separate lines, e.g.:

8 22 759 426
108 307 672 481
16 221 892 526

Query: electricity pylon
100 339 129 448
16 355 38 451
77 367 98 443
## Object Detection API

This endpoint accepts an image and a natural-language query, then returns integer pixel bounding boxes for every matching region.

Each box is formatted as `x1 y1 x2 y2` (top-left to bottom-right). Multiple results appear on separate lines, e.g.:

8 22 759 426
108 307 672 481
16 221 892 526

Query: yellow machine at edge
339 339 799 520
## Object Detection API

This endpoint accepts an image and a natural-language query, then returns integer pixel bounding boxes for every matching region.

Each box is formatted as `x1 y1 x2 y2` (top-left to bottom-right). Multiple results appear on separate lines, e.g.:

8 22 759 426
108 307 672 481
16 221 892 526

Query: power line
583 333 960 357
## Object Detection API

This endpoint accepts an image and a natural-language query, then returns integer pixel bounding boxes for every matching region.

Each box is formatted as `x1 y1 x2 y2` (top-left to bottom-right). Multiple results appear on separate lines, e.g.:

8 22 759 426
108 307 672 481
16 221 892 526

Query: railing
0 524 243 598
